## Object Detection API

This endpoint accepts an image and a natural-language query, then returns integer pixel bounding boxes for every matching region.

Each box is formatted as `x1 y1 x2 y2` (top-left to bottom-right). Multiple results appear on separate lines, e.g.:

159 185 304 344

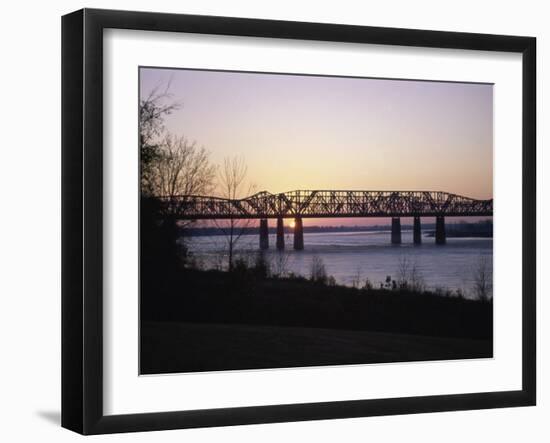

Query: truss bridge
158 190 493 250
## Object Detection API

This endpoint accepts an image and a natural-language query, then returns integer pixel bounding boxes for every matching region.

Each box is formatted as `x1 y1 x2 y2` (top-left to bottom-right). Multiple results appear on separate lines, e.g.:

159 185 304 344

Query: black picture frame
62 8 536 435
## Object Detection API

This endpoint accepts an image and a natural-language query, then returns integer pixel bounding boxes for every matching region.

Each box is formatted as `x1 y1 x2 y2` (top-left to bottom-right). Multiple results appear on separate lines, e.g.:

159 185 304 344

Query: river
184 229 492 298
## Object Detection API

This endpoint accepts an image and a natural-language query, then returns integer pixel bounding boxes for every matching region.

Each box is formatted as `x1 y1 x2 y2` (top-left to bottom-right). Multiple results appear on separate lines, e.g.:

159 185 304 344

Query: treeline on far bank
141 263 493 341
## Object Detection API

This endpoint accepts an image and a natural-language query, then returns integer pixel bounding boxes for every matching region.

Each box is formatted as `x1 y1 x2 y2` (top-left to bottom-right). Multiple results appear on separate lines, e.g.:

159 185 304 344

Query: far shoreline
181 220 493 238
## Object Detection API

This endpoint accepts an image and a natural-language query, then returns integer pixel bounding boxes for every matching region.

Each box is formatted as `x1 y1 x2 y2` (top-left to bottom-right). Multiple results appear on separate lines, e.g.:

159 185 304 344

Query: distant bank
181 220 493 238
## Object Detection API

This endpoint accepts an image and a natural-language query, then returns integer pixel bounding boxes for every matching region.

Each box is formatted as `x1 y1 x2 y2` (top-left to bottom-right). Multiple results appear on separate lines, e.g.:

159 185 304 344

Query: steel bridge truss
158 190 493 220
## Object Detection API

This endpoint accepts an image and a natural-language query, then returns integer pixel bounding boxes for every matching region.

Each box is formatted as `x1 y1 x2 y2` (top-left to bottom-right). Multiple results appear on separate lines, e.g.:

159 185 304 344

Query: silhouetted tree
147 134 216 269
472 255 492 301
396 256 410 290
215 156 256 271
253 252 270 279
351 266 363 289
396 256 426 292
271 249 291 278
309 255 328 284
139 82 181 195
139 82 215 279
149 133 216 213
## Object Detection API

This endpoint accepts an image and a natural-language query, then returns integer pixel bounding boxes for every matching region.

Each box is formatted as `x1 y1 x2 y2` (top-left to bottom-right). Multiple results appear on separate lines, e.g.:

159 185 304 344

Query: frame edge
521 36 537 406
61 8 85 435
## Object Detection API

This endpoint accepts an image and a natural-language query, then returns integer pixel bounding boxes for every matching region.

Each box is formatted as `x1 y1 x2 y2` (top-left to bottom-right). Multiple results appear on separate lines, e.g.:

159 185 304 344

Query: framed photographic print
62 8 536 435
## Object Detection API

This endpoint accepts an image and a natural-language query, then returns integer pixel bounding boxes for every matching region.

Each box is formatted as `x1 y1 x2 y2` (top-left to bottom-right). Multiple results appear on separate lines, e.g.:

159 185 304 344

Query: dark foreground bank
141 322 492 374
140 269 492 373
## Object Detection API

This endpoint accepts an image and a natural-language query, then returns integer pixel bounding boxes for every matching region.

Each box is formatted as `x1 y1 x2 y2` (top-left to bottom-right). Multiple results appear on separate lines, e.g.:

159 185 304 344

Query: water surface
184 230 492 298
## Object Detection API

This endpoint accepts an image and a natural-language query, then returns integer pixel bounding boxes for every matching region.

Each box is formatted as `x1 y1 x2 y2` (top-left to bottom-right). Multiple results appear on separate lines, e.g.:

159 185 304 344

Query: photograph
139 67 494 375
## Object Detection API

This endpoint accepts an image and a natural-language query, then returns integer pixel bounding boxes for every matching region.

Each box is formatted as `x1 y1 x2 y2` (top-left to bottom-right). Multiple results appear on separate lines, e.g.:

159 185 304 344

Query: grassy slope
141 321 492 374
142 269 493 340
140 268 492 373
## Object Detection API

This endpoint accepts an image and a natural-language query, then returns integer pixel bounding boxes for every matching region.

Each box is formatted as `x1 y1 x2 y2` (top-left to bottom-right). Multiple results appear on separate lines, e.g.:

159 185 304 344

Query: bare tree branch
139 80 183 195
472 255 492 301
214 156 257 270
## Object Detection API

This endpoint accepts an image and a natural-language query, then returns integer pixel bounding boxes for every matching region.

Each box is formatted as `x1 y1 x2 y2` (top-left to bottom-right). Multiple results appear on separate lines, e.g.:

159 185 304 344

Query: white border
103 29 523 415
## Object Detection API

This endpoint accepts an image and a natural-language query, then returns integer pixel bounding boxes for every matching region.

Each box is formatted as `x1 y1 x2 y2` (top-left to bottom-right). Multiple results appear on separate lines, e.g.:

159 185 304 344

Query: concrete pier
276 217 285 250
413 216 422 245
259 218 269 250
435 216 446 245
293 217 304 250
391 217 401 244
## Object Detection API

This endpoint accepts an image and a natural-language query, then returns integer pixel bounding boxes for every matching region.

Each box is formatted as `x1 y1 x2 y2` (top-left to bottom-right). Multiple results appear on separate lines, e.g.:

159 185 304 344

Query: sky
140 67 493 227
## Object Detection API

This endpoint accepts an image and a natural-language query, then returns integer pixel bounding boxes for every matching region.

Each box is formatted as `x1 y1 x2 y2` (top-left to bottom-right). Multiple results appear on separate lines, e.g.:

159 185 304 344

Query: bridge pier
293 217 304 250
391 217 401 244
435 216 446 245
413 216 422 245
276 217 285 250
259 218 269 250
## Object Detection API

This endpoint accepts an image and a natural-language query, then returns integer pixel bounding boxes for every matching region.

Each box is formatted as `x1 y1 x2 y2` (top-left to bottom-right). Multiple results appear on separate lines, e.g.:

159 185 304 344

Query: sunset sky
140 67 493 227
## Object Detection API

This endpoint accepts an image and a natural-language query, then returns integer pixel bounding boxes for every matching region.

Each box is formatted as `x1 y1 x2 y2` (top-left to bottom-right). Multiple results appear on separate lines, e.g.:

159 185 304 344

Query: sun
288 220 296 229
